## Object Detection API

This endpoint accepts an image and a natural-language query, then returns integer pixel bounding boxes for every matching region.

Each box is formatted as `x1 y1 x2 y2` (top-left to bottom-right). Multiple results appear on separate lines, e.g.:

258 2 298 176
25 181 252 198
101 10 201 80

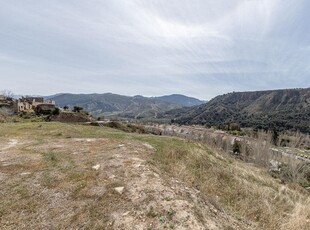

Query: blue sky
0 0 310 100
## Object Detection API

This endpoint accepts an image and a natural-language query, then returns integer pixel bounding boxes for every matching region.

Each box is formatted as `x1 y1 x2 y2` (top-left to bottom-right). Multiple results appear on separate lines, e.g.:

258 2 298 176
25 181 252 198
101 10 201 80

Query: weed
146 206 158 218
41 171 57 188
166 208 175 221
159 215 166 223
72 181 87 198
42 150 57 164
15 185 31 199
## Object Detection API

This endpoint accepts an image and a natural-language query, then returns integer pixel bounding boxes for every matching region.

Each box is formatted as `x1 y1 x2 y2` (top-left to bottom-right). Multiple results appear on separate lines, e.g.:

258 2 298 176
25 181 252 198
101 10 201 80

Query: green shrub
73 106 83 113
52 107 60 115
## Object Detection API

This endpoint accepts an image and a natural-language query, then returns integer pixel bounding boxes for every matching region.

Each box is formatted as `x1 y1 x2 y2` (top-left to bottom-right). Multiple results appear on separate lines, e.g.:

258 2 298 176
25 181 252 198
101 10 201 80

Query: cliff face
175 88 310 133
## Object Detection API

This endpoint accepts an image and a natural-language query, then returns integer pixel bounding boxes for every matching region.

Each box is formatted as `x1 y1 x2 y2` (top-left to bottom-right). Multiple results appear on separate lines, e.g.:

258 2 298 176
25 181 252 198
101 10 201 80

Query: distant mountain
13 94 42 99
48 93 203 119
174 88 310 133
154 94 205 107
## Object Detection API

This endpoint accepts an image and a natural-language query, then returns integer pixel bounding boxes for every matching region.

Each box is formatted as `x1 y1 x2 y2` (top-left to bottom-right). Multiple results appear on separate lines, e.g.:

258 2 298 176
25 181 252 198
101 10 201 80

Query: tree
97 116 104 121
63 105 69 110
271 128 279 146
52 107 60 115
73 106 83 113
0 90 14 98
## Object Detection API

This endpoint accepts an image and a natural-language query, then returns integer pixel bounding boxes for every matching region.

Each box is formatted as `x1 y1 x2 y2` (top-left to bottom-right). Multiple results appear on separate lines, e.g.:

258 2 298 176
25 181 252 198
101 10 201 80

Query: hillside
174 88 310 133
48 93 202 119
154 94 205 107
0 122 309 229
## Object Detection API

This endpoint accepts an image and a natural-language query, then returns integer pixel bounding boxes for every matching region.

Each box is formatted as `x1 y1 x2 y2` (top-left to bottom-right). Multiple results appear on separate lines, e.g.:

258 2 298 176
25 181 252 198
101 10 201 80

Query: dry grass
0 122 131 229
0 122 309 229
144 137 310 229
281 200 310 230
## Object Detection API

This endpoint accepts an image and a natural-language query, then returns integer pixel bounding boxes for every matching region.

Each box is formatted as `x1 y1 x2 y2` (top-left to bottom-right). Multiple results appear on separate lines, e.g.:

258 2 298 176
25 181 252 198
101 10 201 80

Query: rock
211 207 218 215
122 211 130 216
20 172 31 176
114 187 125 194
92 164 101 170
143 143 154 150
153 173 159 178
109 174 116 179
269 160 282 172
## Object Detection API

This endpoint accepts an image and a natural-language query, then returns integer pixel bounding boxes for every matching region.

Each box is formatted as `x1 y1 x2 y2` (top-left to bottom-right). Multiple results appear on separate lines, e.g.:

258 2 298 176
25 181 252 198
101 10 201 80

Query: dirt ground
0 125 250 229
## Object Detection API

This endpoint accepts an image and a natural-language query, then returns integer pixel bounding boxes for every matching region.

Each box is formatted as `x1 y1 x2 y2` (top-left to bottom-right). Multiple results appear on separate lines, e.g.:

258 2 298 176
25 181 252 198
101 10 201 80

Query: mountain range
40 88 310 133
48 93 205 119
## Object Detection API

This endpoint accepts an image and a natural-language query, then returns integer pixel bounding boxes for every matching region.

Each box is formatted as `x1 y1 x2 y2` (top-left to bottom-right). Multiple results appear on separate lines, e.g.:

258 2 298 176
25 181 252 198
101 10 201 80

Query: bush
73 106 83 113
52 107 60 115
269 162 310 187
103 121 123 129
232 140 241 154
102 121 148 134
229 123 240 131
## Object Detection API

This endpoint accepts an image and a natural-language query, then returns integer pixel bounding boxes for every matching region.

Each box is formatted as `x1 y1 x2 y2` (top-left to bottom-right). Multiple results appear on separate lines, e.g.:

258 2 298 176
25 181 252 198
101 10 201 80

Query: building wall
15 97 56 113
3 99 57 113
16 101 32 112
27 97 44 103
45 99 55 105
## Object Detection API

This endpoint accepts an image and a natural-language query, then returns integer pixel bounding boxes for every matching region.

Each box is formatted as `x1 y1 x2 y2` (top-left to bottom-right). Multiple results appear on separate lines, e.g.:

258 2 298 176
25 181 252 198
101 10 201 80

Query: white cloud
0 0 309 100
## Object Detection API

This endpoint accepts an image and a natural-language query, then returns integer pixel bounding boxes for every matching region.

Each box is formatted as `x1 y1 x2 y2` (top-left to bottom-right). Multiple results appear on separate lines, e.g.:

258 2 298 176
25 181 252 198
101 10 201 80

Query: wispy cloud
0 0 309 99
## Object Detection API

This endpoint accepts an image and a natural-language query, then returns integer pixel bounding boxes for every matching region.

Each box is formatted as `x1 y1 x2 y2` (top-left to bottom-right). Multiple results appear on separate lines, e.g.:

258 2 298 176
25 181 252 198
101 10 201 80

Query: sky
0 0 310 100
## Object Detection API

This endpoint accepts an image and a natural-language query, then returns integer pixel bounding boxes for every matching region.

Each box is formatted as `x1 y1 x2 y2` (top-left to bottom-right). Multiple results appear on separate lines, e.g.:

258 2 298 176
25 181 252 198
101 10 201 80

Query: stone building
16 97 55 113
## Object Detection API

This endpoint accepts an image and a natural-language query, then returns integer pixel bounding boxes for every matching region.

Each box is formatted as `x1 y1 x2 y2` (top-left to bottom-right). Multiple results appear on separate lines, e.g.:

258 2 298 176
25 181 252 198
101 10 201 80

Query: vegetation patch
146 136 310 229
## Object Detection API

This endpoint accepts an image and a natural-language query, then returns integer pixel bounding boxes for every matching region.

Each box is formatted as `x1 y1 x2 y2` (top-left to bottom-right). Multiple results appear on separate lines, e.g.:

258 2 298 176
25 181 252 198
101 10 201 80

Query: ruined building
16 97 55 114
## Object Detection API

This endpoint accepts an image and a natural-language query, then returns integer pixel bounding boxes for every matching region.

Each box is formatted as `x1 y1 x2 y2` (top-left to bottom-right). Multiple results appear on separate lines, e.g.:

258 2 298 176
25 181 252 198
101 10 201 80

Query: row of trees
63 105 84 113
